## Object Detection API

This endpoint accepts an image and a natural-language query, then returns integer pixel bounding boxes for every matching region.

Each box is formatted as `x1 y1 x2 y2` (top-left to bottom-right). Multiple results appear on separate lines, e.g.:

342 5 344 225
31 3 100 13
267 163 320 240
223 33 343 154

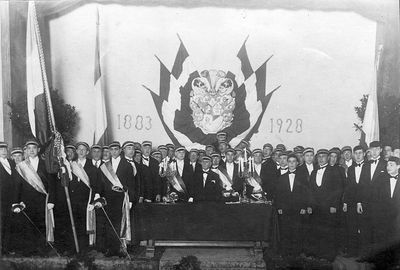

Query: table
133 202 276 257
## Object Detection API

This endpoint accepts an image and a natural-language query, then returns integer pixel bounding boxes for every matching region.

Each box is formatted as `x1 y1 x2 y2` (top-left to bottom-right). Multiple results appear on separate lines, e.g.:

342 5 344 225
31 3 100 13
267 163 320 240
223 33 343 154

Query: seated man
192 156 223 202
275 153 309 256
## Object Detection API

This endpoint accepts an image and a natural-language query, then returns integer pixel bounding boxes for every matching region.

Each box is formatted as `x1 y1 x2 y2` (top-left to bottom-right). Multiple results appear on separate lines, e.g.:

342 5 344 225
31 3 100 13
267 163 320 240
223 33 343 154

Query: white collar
29 156 39 162
112 156 121 162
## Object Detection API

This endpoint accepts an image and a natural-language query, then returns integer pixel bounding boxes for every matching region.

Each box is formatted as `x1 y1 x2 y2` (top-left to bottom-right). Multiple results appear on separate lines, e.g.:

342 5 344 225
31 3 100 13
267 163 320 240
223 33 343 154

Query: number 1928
269 118 303 133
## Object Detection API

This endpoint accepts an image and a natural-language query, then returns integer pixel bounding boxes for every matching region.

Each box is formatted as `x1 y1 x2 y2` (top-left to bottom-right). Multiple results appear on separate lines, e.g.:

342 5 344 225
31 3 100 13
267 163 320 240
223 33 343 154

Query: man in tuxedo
13 140 56 256
309 149 343 261
218 141 228 166
342 145 367 256
219 148 243 195
122 141 141 204
275 153 309 256
69 142 98 253
188 149 201 174
262 143 273 164
139 141 162 202
358 141 387 254
371 156 400 247
102 146 111 163
90 144 103 168
340 146 354 177
192 156 223 202
95 141 134 257
297 147 315 183
0 142 17 254
294 146 305 166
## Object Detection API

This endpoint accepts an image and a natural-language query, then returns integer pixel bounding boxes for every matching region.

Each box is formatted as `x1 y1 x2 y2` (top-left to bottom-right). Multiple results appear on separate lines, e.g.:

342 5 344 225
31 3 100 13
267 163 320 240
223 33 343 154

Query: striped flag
236 36 253 81
26 0 51 145
363 45 383 145
93 7 109 145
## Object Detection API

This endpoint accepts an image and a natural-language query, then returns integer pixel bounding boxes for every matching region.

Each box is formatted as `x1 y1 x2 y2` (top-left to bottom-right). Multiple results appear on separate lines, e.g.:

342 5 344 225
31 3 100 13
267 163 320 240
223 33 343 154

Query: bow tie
280 167 288 171
288 170 296 174
356 162 364 167
318 165 327 170
391 175 399 180
142 157 149 161
127 159 134 163
202 171 210 174
371 159 379 164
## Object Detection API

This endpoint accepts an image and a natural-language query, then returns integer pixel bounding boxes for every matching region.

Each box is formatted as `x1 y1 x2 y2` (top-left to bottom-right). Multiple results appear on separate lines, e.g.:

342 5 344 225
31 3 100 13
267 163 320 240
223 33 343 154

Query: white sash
213 168 233 191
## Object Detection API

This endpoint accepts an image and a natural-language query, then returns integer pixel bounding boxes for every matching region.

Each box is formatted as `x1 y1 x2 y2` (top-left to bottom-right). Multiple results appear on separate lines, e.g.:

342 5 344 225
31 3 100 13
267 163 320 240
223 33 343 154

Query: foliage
354 94 369 122
173 255 201 270
7 89 78 145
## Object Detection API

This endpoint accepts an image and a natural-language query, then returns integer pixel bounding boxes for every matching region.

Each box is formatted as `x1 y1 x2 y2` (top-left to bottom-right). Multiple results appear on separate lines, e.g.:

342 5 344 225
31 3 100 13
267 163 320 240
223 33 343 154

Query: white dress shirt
29 156 39 172
190 162 196 172
345 159 353 168
255 163 262 176
306 163 314 175
316 164 327 187
354 162 364 184
203 170 209 187
176 159 184 176
142 155 150 167
111 156 121 173
280 167 288 175
288 171 295 192
78 158 86 168
390 176 398 198
226 162 234 180
92 159 101 168
0 157 11 175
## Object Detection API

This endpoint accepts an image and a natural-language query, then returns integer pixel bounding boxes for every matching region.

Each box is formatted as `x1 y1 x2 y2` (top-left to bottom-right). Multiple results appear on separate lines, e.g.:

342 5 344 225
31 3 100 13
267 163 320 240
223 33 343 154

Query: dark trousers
346 205 362 256
278 212 305 256
71 202 90 253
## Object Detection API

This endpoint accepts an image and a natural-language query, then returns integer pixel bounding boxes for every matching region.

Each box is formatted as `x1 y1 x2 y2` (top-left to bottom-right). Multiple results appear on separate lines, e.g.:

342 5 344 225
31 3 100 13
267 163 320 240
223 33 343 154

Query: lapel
372 159 385 181
392 177 400 200
320 166 329 187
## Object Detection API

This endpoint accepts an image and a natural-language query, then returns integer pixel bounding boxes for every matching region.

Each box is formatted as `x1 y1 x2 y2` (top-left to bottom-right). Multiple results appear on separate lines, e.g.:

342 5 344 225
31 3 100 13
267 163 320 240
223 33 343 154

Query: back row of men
0 133 399 261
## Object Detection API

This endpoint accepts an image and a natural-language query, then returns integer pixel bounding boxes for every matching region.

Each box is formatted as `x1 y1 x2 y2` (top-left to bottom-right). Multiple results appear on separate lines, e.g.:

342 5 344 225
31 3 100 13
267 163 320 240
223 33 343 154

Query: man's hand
162 196 168 202
155 195 161 202
278 209 283 215
94 202 102 208
300 209 306 215
307 207 312 214
330 207 336 214
138 197 144 203
343 203 347 213
87 204 95 211
357 202 363 214
129 202 133 210
188 197 194 203
47 203 55 210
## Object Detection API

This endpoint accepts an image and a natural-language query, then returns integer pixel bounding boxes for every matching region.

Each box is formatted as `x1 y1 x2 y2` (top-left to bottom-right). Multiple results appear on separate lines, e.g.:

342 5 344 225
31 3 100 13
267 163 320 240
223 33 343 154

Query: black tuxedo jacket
275 171 310 214
139 156 162 201
162 159 197 200
309 165 343 211
192 170 223 202
260 160 279 199
219 162 244 193
121 157 141 203
0 159 17 215
343 162 368 205
296 163 315 186
359 158 387 207
69 158 98 205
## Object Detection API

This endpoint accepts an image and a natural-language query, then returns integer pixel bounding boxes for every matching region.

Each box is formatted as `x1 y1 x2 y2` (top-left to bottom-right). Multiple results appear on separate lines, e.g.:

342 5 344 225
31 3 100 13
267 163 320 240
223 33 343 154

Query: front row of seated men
0 137 399 262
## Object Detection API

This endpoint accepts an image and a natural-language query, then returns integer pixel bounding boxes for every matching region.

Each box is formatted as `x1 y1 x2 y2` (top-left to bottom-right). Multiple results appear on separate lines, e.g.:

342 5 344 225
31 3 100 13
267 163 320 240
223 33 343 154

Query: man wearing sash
192 156 223 202
65 145 76 162
13 140 56 256
96 141 134 257
218 141 229 166
218 148 243 198
69 142 97 253
122 141 141 204
0 142 17 254
11 147 24 165
90 144 103 169
162 146 192 202
246 149 272 199
139 141 162 203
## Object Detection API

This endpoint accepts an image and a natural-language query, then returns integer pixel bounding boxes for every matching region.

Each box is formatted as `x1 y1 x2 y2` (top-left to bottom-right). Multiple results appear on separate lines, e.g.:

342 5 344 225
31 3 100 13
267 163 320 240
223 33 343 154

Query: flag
363 45 383 145
93 7 109 145
26 0 51 145
236 35 253 81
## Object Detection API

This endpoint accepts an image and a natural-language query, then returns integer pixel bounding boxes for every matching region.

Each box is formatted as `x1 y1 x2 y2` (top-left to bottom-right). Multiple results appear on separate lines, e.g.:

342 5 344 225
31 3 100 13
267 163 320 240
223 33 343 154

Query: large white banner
49 4 376 149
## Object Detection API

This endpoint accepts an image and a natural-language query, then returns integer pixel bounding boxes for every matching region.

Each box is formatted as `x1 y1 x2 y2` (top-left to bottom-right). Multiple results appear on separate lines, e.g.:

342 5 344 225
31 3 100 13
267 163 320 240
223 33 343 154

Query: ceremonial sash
246 170 263 193
71 161 96 246
16 160 55 242
100 162 131 243
168 172 187 194
218 166 233 190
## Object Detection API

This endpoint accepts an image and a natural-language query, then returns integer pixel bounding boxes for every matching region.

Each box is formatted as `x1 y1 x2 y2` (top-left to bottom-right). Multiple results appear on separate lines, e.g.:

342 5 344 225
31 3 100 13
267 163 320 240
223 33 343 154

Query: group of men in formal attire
0 131 399 262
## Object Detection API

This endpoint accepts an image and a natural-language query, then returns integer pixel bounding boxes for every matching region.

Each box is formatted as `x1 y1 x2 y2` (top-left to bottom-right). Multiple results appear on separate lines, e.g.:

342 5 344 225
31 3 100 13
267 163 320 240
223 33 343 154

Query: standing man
219 148 243 195
158 145 168 160
218 141 229 165
11 147 24 165
298 147 315 182
262 143 273 164
192 156 223 202
188 149 201 174
0 142 17 254
102 146 111 163
69 142 98 253
212 132 227 150
13 140 56 256
340 146 354 177
95 141 134 257
383 145 393 161
358 141 387 254
90 144 103 168
343 145 367 257
139 141 162 202
309 149 343 261
122 141 141 204
65 145 76 161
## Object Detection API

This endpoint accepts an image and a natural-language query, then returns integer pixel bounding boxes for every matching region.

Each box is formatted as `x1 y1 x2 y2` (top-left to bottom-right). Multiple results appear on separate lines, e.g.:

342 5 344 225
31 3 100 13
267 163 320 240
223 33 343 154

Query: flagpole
29 1 80 254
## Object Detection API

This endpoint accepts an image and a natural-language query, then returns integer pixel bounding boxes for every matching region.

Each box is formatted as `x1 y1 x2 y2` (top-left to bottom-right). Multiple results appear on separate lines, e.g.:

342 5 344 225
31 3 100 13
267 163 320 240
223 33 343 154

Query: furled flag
93 7 109 145
363 45 383 145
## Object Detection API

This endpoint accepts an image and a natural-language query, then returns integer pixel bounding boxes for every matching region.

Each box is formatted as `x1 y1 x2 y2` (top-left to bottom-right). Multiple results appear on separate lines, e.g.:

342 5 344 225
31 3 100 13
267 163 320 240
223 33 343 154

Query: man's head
383 145 393 160
369 141 382 160
272 150 282 163
76 142 89 159
211 153 221 167
90 145 102 161
238 140 249 150
158 145 168 159
198 150 206 160
109 141 121 159
226 149 235 163
166 144 175 158
65 145 76 161
263 144 273 158
218 141 228 154
11 147 23 164
234 148 242 161
353 146 365 163
394 149 400 158
133 150 142 163
189 149 199 163
216 132 227 142
341 146 353 161
316 149 329 166
133 142 142 150
122 141 135 159
295 150 304 165
102 146 111 161
386 157 400 176
252 149 263 164
142 141 152 157
205 145 215 156
279 152 289 168
175 147 186 160
328 148 341 166
25 140 39 158
287 154 298 171
151 151 162 163
0 142 8 159
303 148 315 165
201 156 212 171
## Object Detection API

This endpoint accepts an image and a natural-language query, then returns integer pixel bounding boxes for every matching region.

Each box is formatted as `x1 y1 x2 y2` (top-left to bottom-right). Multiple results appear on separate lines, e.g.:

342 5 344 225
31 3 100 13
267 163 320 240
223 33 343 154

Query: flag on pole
93 7 109 145
363 45 383 145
